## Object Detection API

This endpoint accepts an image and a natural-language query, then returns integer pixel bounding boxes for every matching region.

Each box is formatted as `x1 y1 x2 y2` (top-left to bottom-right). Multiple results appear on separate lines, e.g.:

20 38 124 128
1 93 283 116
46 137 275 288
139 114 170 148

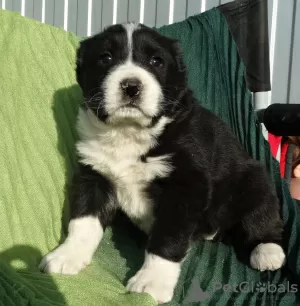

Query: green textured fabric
0 8 299 306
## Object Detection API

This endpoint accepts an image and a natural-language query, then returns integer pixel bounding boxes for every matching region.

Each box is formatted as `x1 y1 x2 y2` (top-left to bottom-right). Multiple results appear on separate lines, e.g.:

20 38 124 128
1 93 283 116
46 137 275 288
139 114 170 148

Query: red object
280 142 288 177
268 133 288 178
268 134 281 158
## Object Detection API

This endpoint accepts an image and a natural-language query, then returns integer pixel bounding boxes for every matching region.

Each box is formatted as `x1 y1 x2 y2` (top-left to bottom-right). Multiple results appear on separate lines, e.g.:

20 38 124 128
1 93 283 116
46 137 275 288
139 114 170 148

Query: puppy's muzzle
120 78 142 98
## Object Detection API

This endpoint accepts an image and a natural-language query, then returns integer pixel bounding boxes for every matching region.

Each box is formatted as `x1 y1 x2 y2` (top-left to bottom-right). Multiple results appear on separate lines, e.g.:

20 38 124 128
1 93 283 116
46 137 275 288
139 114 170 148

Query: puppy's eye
150 56 164 68
98 53 112 66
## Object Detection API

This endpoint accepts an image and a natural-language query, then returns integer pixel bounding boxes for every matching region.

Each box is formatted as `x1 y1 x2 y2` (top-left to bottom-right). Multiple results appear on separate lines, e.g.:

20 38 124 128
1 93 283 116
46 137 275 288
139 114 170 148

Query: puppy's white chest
76 110 172 232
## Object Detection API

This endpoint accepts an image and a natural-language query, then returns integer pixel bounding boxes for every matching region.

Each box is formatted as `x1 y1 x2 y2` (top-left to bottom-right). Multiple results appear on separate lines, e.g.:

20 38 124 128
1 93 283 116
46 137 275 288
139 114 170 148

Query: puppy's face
76 23 186 126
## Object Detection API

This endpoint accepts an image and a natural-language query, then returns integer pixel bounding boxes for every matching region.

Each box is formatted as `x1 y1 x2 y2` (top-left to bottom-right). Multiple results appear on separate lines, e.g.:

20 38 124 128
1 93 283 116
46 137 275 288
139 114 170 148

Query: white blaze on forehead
123 23 140 61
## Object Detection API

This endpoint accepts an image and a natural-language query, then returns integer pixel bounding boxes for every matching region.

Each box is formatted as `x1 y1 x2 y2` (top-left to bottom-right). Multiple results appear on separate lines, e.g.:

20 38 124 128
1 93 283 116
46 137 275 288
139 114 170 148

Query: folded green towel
0 8 299 306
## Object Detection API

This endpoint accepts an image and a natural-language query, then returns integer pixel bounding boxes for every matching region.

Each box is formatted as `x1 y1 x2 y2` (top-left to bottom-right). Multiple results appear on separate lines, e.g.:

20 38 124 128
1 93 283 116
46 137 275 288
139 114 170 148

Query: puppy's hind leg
232 166 286 271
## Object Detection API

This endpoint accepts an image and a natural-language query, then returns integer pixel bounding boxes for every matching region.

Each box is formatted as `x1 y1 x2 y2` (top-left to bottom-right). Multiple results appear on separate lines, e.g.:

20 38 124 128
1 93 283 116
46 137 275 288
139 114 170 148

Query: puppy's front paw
127 268 175 304
127 253 180 304
250 243 286 271
39 243 92 275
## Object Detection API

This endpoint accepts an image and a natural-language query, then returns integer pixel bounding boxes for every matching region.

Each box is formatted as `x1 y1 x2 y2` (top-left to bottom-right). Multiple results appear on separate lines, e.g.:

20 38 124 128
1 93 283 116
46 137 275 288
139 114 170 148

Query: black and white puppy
39 23 286 304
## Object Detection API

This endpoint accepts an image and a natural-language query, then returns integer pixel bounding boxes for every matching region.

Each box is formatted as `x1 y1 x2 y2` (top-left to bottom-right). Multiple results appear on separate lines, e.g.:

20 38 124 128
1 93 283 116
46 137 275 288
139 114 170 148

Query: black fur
146 96 283 262
74 24 284 266
71 164 116 229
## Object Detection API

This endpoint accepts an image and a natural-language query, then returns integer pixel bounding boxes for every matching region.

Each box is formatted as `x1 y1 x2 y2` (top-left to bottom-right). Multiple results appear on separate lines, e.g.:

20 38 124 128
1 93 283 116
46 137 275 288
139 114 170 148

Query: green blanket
0 9 299 306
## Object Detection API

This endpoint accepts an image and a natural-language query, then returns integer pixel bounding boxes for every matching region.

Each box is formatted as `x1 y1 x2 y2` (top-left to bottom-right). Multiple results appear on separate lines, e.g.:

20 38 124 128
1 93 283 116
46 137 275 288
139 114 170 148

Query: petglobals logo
212 281 298 294
184 279 298 303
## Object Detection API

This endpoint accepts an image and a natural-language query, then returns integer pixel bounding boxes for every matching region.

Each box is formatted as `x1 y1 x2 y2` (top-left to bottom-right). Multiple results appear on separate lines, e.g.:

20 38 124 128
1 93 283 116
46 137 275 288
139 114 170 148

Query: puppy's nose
120 78 142 97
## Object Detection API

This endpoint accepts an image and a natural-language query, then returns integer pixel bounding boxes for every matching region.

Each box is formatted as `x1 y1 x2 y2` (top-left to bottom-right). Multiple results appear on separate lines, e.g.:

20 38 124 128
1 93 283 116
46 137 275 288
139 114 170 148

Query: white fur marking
127 253 180 303
77 110 172 233
123 23 139 61
250 243 286 271
39 216 103 274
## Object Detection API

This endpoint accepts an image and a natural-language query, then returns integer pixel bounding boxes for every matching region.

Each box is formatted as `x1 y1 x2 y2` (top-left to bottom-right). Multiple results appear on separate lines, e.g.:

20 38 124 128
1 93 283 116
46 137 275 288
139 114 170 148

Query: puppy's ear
172 40 186 73
76 41 85 88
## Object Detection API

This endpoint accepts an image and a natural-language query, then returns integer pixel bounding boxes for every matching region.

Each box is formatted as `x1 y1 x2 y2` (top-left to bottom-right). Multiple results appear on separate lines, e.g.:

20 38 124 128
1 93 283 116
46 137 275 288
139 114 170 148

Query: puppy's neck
77 108 171 142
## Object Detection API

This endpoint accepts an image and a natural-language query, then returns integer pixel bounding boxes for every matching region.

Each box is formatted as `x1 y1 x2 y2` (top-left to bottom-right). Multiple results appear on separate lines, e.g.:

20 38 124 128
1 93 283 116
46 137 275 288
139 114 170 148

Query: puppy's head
76 23 186 126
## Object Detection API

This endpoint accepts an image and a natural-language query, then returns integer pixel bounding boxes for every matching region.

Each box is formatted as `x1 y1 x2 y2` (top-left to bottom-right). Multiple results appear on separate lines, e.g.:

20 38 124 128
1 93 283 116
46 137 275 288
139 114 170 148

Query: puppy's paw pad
127 268 175 304
39 245 91 275
250 243 286 271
